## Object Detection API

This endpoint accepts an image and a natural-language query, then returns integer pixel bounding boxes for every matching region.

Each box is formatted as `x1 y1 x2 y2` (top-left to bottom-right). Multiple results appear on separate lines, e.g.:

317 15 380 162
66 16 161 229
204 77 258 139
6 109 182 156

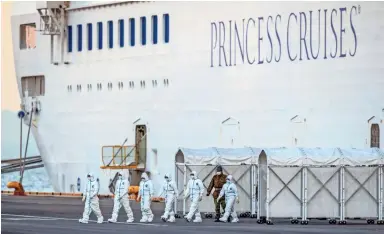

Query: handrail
101 145 135 167
105 138 128 167
120 132 147 166
101 132 147 168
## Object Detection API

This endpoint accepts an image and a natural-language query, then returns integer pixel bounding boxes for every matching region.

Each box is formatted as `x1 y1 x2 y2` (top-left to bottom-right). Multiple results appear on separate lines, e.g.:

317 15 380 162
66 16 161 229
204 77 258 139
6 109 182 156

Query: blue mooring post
17 110 25 177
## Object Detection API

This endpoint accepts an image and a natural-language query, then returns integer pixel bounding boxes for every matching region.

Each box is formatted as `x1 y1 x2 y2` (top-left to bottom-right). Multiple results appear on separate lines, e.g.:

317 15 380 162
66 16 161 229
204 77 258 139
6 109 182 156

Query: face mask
141 178 145 181
216 172 222 175
190 174 195 179
118 175 122 179
226 179 230 183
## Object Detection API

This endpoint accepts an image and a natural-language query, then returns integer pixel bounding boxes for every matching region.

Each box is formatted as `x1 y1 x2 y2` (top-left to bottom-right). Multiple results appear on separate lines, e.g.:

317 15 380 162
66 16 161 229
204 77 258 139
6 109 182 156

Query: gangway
1 156 43 174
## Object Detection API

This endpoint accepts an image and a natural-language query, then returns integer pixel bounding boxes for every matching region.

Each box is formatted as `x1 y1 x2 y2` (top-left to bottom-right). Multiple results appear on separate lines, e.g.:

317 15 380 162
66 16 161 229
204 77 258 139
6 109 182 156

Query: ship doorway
135 125 147 165
370 124 380 148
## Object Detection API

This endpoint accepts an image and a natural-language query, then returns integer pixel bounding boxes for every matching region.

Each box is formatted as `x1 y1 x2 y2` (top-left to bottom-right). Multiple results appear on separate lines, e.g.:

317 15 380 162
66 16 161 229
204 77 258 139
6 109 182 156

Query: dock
1 194 383 234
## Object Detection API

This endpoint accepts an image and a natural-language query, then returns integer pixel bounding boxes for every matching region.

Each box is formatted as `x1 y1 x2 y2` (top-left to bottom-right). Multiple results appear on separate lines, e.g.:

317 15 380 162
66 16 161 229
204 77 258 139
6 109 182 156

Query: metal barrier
261 164 384 224
101 145 136 168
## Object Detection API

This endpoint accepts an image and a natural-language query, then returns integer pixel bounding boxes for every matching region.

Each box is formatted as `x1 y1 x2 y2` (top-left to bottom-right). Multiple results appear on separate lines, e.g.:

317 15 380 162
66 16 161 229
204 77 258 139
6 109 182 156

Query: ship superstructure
11 1 384 194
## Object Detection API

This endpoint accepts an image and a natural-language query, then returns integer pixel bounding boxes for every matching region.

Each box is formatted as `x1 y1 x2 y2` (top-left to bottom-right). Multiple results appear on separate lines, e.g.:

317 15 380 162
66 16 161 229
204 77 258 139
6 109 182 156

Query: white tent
258 147 384 224
174 146 384 223
176 147 262 165
261 147 384 167
175 147 261 214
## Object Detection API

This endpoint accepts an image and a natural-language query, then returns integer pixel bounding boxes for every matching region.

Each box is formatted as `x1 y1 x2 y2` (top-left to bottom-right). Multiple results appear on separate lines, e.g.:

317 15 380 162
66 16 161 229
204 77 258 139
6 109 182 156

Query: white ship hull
11 1 384 194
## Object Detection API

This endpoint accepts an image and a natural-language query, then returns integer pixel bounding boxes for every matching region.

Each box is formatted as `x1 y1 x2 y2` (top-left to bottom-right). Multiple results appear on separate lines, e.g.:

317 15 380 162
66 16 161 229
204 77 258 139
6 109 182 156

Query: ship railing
101 145 136 169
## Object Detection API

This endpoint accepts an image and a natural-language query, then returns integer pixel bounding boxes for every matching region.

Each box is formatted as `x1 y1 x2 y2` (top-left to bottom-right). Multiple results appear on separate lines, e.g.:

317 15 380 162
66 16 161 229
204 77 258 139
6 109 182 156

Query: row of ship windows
67 79 170 92
68 14 170 52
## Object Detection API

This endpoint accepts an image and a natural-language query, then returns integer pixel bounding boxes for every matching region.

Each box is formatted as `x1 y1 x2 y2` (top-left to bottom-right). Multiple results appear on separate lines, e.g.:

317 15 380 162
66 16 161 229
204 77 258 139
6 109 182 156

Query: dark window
108 20 113 49
68 25 72 52
87 23 92 50
119 19 124 47
163 14 169 43
141 16 146 45
20 23 36 49
371 124 380 148
21 76 45 97
77 24 82 51
97 22 103 49
152 15 158 44
129 18 135 46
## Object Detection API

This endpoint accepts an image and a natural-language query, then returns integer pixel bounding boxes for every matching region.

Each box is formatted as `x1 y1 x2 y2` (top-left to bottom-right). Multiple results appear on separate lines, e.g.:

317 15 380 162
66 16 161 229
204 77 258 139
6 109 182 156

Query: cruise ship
11 1 384 194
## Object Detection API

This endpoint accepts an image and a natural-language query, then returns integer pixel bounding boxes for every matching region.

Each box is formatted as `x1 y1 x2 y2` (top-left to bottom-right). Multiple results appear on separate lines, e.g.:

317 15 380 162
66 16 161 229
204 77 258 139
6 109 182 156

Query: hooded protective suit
79 173 104 224
217 175 239 223
108 170 134 223
137 172 154 222
158 173 179 222
184 171 204 222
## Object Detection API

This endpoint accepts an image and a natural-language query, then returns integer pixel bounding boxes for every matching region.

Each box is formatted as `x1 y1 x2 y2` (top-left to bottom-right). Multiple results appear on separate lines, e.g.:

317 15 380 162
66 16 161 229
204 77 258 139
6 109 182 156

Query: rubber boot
214 214 220 222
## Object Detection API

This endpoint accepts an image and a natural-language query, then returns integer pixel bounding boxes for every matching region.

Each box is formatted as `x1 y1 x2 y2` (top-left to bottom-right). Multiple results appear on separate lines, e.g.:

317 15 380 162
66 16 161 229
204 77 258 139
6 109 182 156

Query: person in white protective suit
108 170 134 223
184 171 204 222
158 173 179 222
79 173 104 224
137 172 154 222
217 175 239 223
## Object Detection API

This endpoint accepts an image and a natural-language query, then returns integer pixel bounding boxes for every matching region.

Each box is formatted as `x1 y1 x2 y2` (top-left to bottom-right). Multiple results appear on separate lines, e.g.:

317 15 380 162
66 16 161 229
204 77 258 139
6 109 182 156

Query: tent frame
175 147 384 223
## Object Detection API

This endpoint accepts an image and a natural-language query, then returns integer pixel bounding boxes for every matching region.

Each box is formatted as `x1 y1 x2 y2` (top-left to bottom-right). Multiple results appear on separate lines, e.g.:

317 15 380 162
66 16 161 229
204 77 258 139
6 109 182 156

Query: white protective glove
236 197 239 204
199 195 202 201
82 196 85 202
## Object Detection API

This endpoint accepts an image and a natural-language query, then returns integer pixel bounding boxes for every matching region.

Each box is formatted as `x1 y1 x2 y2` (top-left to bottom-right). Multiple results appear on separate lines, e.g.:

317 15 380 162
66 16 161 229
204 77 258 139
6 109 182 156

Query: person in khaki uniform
206 165 227 222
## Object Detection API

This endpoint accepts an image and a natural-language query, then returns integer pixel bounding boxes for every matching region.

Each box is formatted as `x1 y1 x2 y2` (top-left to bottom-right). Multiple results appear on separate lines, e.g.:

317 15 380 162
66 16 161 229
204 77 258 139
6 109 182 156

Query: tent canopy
175 147 384 166
175 147 261 165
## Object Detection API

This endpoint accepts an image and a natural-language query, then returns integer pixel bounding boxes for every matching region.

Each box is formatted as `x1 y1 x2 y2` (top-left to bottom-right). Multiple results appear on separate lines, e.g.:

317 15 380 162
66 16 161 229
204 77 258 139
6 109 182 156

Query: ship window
21 76 45 97
108 20 113 49
163 79 169 86
129 18 135 46
141 16 146 45
370 124 380 148
20 23 36 50
77 24 82 52
152 15 158 44
118 81 123 90
163 14 169 43
87 23 92 51
68 25 73 52
119 19 124 48
97 22 103 50
152 80 159 87
141 80 146 88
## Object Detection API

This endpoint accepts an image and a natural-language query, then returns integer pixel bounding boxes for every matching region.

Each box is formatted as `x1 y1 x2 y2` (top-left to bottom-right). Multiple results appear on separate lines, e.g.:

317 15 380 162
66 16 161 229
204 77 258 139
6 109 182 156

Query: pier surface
2 195 383 234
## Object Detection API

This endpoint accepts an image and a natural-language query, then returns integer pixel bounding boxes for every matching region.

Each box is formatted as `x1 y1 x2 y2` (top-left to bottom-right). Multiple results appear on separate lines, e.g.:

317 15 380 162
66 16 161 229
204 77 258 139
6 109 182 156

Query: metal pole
19 116 23 177
20 105 33 184
17 110 25 177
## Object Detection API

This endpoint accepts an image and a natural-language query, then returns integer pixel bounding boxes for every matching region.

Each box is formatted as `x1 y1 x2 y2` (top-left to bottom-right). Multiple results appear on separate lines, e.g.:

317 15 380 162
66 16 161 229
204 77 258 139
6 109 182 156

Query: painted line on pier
1 214 168 227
